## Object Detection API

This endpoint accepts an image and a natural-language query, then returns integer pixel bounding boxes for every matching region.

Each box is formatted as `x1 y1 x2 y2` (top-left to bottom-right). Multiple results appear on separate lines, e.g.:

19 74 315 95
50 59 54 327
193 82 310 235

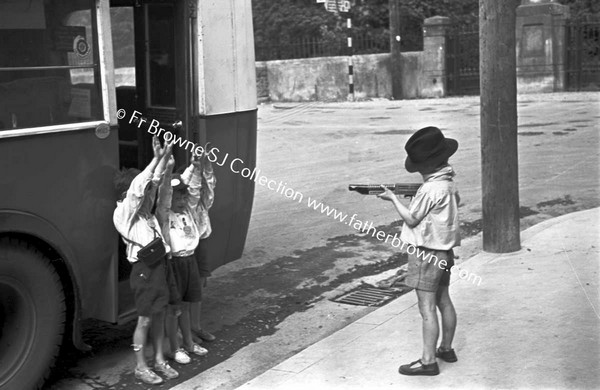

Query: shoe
436 347 458 362
194 328 216 342
134 368 163 385
173 348 191 364
154 361 179 379
188 343 208 356
398 359 440 376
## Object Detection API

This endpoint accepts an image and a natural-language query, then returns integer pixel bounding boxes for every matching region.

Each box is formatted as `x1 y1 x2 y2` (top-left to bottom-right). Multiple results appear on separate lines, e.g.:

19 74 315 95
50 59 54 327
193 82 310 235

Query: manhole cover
332 287 401 307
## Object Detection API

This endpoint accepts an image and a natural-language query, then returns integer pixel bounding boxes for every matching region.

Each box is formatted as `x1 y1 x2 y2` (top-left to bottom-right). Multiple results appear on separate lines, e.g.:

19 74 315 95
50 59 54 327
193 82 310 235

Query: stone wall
256 51 427 102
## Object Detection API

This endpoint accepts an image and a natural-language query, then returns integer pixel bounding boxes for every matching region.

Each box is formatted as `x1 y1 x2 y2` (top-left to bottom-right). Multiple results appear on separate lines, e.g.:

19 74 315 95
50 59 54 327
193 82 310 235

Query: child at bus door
188 144 217 344
157 150 214 364
113 136 179 385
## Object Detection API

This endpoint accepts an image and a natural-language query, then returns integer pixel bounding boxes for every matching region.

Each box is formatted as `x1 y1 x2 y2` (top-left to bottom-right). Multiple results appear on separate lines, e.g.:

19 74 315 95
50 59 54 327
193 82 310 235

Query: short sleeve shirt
399 175 461 250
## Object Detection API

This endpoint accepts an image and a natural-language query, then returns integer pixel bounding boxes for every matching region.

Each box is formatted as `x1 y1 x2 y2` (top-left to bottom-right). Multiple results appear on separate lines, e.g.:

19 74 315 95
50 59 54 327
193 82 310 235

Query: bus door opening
110 0 193 320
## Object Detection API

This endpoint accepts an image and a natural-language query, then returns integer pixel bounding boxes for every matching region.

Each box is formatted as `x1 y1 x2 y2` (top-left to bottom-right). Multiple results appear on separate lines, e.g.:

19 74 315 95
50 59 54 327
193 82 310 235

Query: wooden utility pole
480 0 521 252
389 0 402 99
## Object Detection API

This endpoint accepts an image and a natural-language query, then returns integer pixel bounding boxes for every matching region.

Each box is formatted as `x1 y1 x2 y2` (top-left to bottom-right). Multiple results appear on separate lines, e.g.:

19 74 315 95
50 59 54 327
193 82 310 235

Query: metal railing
255 31 391 61
565 17 600 91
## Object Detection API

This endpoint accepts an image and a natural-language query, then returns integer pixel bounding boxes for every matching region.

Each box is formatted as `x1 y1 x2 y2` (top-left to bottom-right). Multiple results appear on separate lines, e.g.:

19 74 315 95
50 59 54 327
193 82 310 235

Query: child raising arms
113 136 179 385
157 150 212 364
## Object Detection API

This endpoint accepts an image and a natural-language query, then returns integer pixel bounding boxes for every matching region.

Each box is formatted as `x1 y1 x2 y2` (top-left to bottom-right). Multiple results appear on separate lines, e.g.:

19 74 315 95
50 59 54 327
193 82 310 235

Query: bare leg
416 289 438 364
133 316 151 370
179 302 194 350
190 301 201 333
151 310 167 365
165 305 181 353
435 285 456 350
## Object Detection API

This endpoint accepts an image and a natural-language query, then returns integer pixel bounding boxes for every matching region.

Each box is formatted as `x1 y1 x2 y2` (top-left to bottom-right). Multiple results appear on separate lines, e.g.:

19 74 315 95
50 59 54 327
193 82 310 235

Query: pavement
222 207 600 390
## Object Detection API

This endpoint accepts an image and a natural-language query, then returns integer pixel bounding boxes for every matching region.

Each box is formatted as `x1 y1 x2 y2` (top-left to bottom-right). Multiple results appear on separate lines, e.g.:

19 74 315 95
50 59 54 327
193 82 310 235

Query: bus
0 1 257 389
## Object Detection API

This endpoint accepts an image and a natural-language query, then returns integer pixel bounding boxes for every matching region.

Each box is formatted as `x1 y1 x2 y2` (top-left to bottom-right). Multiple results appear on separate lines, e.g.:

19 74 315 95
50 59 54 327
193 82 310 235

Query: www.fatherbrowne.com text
120 109 483 286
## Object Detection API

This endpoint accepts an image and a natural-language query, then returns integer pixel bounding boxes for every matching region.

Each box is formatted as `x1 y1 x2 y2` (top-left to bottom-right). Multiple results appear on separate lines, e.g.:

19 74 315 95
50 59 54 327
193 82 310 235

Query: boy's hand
377 185 397 202
164 140 173 158
203 142 212 159
153 136 173 159
166 154 175 170
191 151 203 170
152 136 163 159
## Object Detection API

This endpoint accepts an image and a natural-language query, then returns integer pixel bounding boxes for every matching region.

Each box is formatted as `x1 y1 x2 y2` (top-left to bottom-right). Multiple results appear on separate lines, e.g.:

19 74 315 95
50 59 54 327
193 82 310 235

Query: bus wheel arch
0 235 79 390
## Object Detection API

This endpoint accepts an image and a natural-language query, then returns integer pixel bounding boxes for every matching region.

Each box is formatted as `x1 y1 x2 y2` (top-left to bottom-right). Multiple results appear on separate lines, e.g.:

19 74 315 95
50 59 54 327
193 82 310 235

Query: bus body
0 1 256 389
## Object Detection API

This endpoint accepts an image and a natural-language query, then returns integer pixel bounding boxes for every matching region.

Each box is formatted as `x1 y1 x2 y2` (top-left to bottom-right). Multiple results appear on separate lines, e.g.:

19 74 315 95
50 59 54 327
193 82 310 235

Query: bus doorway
110 0 259 311
110 0 197 321
111 1 193 172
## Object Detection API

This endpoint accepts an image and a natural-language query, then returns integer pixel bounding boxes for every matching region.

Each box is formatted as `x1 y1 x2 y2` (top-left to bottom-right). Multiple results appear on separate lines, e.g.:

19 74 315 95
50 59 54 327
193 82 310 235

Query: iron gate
565 18 600 91
446 27 480 96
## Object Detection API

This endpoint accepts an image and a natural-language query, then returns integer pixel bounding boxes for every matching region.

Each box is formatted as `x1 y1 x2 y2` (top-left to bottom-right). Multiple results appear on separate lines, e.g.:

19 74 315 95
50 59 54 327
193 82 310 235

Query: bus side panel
195 0 257 269
0 128 119 322
202 109 257 270
196 0 257 116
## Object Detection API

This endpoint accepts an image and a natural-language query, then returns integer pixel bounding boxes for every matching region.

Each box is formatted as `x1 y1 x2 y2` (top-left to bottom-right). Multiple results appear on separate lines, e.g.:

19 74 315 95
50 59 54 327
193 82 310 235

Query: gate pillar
516 0 570 93
421 16 452 98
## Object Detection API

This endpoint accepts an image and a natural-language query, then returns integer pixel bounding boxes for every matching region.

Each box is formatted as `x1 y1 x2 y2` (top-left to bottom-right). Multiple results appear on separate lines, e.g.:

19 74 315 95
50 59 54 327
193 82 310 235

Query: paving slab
236 208 600 390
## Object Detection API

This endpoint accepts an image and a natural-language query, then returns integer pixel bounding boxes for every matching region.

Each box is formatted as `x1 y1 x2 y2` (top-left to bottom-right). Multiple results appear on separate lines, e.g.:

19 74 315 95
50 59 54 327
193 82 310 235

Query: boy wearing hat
378 126 460 376
157 152 212 364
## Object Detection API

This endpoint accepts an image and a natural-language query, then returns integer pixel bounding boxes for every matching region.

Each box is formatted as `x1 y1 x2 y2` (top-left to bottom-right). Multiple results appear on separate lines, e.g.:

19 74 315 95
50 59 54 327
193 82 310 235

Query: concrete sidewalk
236 208 600 390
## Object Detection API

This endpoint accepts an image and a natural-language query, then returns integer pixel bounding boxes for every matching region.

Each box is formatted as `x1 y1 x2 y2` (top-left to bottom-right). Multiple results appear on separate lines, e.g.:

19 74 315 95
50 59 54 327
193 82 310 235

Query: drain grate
332 287 401 307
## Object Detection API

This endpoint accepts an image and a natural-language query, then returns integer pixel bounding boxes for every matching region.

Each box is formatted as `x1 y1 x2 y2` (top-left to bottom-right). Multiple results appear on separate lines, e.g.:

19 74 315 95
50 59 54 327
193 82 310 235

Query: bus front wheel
0 238 66 390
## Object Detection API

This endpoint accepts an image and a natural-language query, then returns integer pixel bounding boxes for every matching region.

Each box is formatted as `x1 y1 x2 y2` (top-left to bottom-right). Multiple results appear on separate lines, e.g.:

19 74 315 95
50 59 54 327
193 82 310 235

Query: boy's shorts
168 255 203 304
130 259 169 317
404 247 455 292
194 239 212 278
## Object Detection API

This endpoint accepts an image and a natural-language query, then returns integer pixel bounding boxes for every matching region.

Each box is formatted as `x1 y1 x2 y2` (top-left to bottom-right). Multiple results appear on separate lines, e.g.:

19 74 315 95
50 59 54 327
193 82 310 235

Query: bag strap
122 227 160 248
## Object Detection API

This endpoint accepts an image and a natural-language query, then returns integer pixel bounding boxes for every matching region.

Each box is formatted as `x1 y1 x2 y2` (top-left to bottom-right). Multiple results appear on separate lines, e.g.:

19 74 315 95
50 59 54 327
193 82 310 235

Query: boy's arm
180 162 194 185
139 137 172 214
156 154 175 227
200 159 216 210
185 158 203 210
378 186 433 228
113 165 155 235
114 136 171 235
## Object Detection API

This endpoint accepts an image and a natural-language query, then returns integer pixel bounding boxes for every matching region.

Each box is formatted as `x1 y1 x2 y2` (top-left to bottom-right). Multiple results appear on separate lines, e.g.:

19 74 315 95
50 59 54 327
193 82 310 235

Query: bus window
0 0 103 131
110 7 135 88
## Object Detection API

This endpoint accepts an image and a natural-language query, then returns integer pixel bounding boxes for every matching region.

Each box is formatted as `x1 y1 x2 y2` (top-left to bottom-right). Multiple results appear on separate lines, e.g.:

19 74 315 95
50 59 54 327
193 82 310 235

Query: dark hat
171 174 188 191
404 126 458 173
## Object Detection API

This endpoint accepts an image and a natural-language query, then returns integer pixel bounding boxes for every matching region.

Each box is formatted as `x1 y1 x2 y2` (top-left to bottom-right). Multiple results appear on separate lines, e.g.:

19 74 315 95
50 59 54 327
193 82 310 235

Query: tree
252 0 599 60
252 0 340 60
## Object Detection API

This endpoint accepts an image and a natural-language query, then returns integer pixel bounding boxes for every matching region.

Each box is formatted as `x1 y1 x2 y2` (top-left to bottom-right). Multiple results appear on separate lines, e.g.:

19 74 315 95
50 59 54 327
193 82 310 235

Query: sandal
398 359 439 376
134 368 163 385
436 347 458 362
188 343 208 356
154 361 179 379
194 328 216 342
173 348 191 364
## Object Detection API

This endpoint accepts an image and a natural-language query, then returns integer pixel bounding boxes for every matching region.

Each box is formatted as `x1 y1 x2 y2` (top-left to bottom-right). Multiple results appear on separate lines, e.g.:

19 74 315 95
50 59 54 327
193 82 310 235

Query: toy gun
348 183 422 198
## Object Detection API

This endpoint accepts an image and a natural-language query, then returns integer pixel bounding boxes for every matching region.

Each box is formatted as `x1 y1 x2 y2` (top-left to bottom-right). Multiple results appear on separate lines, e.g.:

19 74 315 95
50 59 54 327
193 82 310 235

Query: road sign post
389 0 402 99
320 0 353 100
